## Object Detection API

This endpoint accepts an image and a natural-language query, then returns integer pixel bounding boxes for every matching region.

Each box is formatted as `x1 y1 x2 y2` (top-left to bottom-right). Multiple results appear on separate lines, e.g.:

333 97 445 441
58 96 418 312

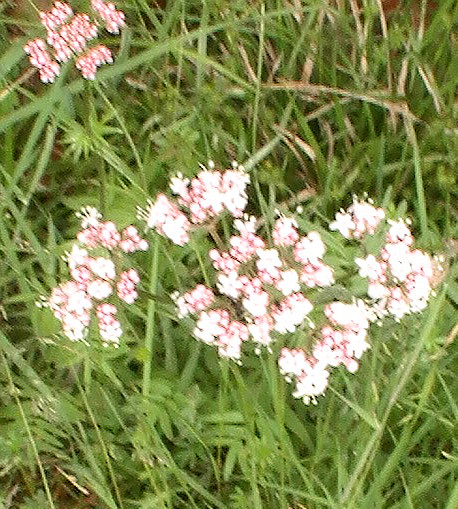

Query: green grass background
0 0 457 507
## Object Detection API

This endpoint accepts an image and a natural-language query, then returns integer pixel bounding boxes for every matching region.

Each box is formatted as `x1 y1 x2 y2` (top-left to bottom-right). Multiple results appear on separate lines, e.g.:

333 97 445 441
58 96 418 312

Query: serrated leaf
31 307 60 336
158 411 174 440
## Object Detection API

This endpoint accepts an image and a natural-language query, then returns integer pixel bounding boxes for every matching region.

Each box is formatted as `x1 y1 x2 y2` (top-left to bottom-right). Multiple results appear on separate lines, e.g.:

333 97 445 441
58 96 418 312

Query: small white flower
76 206 102 229
87 279 113 300
66 245 88 270
217 271 242 299
329 211 354 238
275 270 300 296
169 173 190 196
256 248 282 274
89 257 116 280
242 291 269 317
355 255 384 280
292 361 330 405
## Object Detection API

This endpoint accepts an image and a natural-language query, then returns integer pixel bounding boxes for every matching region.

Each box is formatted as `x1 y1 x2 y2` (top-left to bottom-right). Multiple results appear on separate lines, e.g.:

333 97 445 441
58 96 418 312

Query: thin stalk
84 351 92 393
143 235 159 397
404 117 428 237
100 388 167 507
98 160 107 217
73 367 124 509
251 3 265 153
2 353 56 509
95 84 147 191
341 287 446 504
190 236 212 287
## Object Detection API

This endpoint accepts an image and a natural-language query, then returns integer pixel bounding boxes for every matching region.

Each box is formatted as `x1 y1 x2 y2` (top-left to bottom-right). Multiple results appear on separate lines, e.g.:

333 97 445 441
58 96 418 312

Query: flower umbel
44 208 147 347
24 1 125 82
330 202 436 322
137 162 250 244
142 168 437 405
330 196 385 239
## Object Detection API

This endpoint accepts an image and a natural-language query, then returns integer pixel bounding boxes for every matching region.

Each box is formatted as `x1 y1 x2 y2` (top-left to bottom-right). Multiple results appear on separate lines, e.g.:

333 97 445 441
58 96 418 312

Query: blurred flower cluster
139 165 438 405
137 161 250 246
356 218 434 320
42 207 147 347
43 163 438 405
24 1 125 82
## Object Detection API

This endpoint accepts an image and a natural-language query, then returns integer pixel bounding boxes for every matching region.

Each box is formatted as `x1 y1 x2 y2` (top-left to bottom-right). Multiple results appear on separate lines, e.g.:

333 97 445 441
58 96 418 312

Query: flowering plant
24 1 125 82
136 163 439 405
41 207 147 347
42 162 439 406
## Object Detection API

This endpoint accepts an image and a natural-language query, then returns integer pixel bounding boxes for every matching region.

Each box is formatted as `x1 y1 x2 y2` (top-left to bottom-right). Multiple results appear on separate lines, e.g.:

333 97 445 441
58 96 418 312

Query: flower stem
143 235 159 397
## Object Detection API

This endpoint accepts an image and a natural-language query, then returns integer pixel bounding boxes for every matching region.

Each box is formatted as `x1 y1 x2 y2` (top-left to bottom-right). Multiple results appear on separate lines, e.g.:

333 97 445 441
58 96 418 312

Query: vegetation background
0 0 457 507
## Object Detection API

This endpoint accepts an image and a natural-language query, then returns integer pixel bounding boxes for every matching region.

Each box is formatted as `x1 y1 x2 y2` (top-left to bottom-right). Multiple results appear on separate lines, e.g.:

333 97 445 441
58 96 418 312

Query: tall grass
0 0 457 507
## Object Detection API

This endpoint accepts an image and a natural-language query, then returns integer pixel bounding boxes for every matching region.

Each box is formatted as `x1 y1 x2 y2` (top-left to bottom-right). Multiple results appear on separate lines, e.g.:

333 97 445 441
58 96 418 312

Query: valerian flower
24 1 125 83
43 208 147 347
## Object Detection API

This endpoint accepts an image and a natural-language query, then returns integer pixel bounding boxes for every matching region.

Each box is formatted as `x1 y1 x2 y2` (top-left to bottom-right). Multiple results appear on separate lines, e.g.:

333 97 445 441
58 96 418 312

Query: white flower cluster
141 167 439 407
354 219 435 321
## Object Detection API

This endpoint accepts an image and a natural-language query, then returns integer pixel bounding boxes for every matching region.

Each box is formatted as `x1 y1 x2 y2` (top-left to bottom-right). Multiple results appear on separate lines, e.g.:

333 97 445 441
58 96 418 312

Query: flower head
24 1 125 83
142 173 437 406
44 207 145 346
330 197 385 239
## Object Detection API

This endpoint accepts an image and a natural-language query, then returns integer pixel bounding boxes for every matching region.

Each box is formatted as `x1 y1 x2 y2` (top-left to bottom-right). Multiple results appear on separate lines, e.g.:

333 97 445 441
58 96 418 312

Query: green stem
251 3 265 153
73 367 124 509
190 235 211 287
405 118 428 237
143 235 160 397
95 84 148 191
84 351 92 393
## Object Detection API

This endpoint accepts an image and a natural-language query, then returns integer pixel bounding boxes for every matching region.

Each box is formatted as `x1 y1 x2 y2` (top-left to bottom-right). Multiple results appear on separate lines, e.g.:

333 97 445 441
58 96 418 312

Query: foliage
0 0 457 507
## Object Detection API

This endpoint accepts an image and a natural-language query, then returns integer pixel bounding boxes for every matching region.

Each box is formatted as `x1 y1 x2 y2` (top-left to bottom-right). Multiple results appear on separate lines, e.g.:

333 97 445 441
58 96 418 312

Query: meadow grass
0 0 457 507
